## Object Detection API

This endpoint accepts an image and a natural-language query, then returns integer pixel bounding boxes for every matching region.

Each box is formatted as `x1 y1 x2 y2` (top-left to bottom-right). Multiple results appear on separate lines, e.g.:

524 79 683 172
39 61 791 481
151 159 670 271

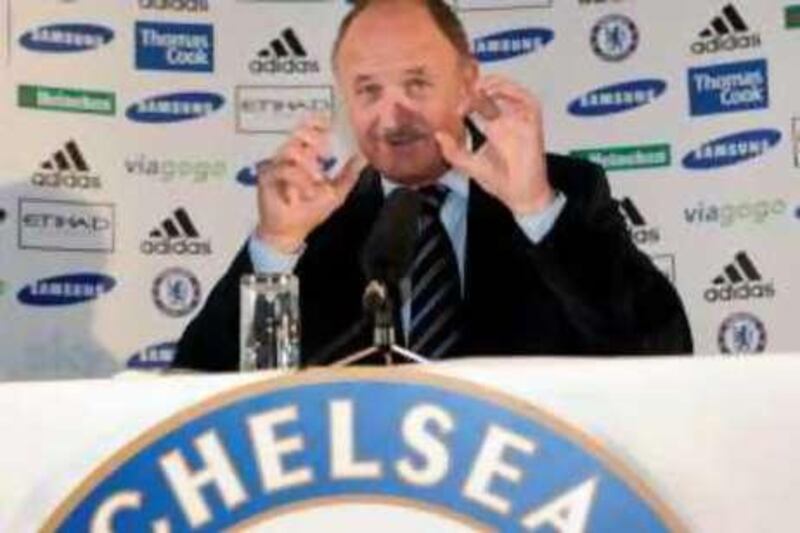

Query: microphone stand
331 280 430 367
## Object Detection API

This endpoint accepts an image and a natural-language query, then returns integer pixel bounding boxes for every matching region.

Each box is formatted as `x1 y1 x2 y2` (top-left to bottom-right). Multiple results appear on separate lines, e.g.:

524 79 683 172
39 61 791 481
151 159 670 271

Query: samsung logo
236 164 258 186
126 92 224 123
568 79 666 116
127 341 177 369
472 28 554 62
683 129 781 169
19 23 114 53
17 273 116 306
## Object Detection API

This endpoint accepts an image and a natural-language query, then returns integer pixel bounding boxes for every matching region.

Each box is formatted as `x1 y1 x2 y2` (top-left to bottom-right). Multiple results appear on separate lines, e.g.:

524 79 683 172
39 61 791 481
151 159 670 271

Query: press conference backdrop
1 0 798 380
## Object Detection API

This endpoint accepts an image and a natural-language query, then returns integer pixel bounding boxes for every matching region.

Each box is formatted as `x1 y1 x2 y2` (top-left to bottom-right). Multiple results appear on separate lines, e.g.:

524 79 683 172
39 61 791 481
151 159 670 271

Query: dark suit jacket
174 154 693 371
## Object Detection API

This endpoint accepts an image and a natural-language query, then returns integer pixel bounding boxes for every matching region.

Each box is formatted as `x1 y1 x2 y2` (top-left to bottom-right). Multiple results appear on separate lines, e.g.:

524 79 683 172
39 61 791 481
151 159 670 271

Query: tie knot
417 185 449 213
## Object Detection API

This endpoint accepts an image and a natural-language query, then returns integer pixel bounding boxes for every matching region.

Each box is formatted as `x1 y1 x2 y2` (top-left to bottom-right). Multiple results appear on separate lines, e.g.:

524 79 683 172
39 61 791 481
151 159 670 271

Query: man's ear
456 57 480 117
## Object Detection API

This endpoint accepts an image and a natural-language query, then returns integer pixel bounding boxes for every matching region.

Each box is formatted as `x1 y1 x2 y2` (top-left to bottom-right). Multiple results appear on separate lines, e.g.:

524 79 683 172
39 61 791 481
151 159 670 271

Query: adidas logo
249 28 319 75
30 140 101 189
691 3 761 55
703 251 775 302
617 197 660 245
140 207 211 255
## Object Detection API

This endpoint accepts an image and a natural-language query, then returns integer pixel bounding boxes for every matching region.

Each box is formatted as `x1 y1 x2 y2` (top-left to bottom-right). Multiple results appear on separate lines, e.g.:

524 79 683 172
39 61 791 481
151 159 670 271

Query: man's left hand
436 75 553 216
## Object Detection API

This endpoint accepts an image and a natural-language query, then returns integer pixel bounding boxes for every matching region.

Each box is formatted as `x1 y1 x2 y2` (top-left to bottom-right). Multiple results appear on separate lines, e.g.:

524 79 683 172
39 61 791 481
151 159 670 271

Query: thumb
331 153 367 199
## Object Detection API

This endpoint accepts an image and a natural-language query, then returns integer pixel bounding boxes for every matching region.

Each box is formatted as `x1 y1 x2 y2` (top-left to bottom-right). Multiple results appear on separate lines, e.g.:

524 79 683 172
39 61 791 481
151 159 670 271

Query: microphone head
361 187 421 286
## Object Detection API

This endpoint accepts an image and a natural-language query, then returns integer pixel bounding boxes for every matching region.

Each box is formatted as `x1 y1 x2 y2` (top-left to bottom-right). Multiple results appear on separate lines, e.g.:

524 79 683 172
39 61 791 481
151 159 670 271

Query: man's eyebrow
353 74 375 85
405 66 431 76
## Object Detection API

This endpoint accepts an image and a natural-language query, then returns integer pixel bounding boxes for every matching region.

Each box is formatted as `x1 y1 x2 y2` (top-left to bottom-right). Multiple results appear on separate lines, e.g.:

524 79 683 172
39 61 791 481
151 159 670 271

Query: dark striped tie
408 186 462 359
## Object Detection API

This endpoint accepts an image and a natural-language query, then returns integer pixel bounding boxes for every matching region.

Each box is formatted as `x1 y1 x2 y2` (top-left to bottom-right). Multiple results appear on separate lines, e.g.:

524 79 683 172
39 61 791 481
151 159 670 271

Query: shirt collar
378 130 472 201
379 168 469 202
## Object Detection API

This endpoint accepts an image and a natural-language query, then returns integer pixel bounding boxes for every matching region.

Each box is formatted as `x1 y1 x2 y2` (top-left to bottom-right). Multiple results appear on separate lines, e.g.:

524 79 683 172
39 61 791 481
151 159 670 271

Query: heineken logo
570 143 672 171
18 85 115 115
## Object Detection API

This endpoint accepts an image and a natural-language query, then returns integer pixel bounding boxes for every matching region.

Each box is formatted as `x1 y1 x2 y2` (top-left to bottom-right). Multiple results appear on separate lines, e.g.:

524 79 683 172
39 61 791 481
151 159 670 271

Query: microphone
360 187 421 289
304 188 420 367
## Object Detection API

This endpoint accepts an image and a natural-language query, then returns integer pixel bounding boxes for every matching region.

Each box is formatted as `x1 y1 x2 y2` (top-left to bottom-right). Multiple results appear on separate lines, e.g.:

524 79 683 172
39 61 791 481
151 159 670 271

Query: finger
435 131 484 176
272 168 322 200
297 112 332 135
281 143 326 182
330 153 367 200
292 126 330 156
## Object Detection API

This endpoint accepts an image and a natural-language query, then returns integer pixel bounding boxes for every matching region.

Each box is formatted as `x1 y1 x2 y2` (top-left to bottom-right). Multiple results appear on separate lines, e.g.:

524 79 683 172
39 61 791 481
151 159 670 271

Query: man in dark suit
174 0 692 371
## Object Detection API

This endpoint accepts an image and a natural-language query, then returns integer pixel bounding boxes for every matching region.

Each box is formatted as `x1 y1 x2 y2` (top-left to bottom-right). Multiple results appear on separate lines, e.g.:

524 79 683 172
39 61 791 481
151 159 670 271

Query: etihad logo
235 85 333 134
135 21 213 72
126 92 224 123
617 197 660 246
138 0 209 12
141 208 211 255
570 143 671 172
18 84 115 116
19 23 114 53
688 59 768 117
684 199 787 228
17 272 116 306
250 28 319 75
31 140 101 189
472 28 554 63
568 79 666 117
682 129 780 170
704 251 775 303
124 154 227 183
692 4 761 55
19 198 115 252
43 371 682 531
127 341 177 369
790 116 800 168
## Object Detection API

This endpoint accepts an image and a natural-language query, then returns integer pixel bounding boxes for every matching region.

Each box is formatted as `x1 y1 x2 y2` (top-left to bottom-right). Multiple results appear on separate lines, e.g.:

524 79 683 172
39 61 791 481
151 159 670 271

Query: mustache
379 125 429 144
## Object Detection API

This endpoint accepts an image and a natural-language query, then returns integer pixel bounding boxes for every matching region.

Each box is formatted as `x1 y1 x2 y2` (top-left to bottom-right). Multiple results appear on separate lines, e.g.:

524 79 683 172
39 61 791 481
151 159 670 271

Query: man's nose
375 94 416 130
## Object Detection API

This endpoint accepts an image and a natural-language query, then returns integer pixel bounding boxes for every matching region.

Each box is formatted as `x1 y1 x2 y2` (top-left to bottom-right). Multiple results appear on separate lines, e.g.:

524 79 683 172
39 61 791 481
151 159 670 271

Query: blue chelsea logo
45 370 681 531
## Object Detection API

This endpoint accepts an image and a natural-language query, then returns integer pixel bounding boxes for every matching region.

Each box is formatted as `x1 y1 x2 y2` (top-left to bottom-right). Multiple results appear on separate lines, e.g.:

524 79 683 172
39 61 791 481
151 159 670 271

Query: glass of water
240 273 300 371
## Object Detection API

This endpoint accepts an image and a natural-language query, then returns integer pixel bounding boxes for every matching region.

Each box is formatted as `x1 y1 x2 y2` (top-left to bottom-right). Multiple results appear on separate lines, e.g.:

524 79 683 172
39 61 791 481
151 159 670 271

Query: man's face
334 2 477 186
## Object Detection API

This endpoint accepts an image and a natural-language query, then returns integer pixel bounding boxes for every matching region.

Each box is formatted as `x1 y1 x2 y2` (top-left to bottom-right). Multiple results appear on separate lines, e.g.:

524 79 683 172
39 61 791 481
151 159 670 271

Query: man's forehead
335 3 460 71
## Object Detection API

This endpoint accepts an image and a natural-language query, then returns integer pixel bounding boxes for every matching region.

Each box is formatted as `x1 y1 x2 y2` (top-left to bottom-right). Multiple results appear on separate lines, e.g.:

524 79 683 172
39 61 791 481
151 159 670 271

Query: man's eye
357 85 381 100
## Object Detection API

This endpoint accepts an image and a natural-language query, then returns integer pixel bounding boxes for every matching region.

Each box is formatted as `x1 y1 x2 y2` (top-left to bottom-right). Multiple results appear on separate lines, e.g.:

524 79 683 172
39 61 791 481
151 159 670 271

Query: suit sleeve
172 242 254 371
517 160 693 355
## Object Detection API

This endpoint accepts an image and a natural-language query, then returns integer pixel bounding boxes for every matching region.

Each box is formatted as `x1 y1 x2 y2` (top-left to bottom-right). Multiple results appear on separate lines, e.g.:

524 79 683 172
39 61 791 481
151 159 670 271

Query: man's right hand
255 115 365 254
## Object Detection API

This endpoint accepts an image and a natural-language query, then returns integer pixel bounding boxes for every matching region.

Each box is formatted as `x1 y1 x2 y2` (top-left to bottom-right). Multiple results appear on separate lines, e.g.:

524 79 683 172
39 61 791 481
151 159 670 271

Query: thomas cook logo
703 251 775 303
682 129 780 170
135 21 213 72
19 23 114 53
472 28 554 63
17 272 115 306
42 371 683 531
126 92 224 123
568 79 666 117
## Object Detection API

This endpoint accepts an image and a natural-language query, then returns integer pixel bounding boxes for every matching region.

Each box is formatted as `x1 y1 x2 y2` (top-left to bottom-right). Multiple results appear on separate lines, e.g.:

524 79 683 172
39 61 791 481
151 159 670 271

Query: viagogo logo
684 198 787 227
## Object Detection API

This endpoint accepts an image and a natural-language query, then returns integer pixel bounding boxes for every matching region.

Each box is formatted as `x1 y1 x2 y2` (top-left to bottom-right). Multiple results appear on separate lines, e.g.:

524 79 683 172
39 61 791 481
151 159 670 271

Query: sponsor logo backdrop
1 0 798 380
